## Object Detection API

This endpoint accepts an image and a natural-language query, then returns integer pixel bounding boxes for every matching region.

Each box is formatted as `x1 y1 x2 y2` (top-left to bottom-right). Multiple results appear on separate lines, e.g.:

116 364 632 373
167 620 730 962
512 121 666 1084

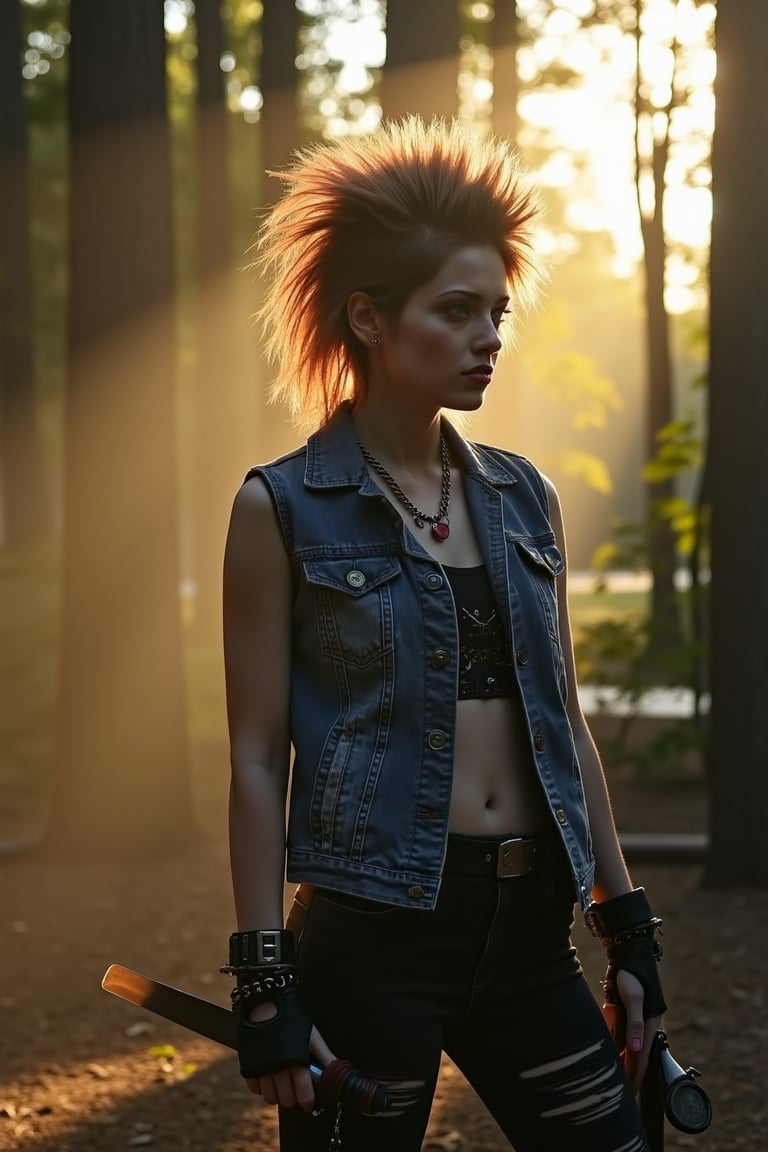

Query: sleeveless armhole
242 465 299 597
511 454 551 521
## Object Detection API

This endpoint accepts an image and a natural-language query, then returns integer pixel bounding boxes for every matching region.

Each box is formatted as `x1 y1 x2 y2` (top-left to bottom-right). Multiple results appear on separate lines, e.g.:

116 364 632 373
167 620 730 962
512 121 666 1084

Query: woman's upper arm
223 475 292 773
544 476 633 894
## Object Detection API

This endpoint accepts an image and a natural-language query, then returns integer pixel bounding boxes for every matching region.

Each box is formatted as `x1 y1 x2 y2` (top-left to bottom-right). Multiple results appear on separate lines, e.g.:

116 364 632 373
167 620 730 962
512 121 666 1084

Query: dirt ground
1 768 766 1152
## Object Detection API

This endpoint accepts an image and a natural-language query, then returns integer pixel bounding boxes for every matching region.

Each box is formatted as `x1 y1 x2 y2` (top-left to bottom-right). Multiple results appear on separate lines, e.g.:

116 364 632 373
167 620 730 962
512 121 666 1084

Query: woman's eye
493 309 511 329
444 302 471 321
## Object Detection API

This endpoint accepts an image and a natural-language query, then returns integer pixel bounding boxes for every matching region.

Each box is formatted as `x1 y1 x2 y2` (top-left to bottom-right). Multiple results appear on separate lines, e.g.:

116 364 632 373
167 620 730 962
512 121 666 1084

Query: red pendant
432 521 450 542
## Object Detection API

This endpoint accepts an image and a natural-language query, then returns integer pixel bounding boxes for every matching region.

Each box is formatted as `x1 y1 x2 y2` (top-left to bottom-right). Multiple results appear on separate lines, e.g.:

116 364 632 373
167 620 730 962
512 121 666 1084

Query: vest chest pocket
510 536 567 699
302 556 401 668
509 536 565 642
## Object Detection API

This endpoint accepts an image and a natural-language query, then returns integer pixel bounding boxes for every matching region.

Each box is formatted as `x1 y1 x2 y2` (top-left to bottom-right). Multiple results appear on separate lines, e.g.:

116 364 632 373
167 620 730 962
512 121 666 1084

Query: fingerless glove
222 929 313 1080
235 981 313 1079
585 887 667 1018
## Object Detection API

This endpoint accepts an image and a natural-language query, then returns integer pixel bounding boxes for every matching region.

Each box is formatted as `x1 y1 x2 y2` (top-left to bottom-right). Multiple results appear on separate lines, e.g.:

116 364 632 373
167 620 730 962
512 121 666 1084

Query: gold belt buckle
497 837 536 878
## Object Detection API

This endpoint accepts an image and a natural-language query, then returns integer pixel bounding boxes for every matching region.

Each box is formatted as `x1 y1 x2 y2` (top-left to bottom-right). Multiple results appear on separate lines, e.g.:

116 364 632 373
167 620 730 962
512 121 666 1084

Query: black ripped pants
279 835 650 1152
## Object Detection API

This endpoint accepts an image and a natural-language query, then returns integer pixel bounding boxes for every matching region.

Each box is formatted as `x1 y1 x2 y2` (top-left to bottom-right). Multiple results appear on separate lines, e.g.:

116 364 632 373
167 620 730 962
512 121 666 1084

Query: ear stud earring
372 337 380 345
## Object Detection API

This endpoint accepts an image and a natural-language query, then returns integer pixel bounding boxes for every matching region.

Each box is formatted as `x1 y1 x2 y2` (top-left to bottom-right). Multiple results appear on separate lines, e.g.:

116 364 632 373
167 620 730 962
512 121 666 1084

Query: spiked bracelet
225 929 296 972
230 967 299 1010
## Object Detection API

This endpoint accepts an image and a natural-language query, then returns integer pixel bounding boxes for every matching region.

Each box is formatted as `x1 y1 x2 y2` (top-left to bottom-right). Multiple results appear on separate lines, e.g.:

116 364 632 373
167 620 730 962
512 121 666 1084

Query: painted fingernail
630 1037 643 1051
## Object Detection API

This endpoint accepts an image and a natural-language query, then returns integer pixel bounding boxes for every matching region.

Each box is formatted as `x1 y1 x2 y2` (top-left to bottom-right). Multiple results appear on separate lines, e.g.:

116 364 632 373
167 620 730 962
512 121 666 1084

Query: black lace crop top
442 564 517 700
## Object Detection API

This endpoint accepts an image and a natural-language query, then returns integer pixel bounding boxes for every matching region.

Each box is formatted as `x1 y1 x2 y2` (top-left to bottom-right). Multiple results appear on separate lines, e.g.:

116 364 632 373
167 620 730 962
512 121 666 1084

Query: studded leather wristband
584 887 662 940
228 929 296 970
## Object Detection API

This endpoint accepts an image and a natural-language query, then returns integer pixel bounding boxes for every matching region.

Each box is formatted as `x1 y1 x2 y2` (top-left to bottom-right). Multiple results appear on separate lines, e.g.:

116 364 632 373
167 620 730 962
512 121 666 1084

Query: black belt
444 833 559 879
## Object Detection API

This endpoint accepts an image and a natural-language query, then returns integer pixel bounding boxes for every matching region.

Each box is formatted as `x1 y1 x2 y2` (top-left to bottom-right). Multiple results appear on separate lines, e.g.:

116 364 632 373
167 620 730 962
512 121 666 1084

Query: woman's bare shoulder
225 474 288 585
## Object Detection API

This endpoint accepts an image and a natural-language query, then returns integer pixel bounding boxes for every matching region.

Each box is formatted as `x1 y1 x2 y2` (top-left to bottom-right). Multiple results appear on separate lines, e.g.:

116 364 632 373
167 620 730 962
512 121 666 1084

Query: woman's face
375 244 509 414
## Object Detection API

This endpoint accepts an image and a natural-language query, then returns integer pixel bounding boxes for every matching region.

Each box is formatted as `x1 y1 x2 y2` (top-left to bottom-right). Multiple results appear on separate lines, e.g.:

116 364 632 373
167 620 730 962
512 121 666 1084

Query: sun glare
514 0 714 306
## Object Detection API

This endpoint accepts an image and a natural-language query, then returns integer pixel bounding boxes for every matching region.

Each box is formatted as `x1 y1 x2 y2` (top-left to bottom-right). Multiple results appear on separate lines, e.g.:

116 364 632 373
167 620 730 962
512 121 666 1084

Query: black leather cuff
229 929 296 969
585 888 657 938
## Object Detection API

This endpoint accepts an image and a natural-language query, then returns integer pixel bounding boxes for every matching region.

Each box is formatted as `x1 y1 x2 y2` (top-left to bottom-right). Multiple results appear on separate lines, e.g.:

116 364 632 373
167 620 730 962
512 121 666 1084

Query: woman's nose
475 318 503 356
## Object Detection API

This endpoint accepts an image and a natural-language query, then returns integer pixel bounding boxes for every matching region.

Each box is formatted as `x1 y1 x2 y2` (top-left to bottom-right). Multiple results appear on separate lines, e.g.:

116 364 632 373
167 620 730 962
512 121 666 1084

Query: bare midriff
448 695 552 836
365 469 554 838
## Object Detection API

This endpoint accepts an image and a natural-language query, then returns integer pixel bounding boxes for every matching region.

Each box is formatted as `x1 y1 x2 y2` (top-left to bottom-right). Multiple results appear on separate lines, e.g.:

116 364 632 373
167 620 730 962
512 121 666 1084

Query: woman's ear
347 291 382 346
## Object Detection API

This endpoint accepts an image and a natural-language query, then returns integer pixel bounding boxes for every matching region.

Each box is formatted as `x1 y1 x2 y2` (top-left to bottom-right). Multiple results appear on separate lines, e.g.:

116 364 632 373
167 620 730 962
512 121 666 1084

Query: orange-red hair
255 116 544 433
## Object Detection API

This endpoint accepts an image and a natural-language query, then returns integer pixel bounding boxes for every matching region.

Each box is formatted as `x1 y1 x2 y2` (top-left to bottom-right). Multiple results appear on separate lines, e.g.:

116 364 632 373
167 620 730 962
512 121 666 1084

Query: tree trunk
491 0 519 144
0 0 48 544
51 0 195 859
639 175 682 654
191 0 241 645
634 4 684 660
381 0 460 120
704 0 768 886
256 0 301 457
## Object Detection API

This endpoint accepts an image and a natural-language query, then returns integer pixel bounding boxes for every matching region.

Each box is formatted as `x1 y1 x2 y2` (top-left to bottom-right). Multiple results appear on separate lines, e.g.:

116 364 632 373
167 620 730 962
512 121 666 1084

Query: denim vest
250 405 595 911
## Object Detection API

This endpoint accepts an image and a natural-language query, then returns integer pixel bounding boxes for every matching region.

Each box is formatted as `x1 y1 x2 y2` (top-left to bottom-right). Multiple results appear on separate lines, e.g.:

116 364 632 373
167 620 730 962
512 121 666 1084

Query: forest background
2 0 727 851
1 3 767 1149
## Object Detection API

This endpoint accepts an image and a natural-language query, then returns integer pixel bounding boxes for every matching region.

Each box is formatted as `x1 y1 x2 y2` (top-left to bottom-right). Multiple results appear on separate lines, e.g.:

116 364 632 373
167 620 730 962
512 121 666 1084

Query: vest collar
304 402 517 489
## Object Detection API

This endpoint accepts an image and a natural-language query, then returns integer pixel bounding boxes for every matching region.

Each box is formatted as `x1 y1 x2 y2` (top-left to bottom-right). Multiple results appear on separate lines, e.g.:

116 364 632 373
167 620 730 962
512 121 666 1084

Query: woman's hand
243 1001 337 1111
602 969 663 1094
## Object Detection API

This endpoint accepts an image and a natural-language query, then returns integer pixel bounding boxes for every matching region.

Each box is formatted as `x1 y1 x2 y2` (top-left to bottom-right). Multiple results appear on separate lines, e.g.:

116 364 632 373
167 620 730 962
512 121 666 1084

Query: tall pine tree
705 0 768 886
381 0 460 120
52 0 194 858
0 0 47 544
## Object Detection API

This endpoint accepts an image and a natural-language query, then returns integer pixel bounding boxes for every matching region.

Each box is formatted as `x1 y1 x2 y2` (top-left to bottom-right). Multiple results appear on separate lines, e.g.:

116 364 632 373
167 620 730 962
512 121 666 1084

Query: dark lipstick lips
463 364 493 375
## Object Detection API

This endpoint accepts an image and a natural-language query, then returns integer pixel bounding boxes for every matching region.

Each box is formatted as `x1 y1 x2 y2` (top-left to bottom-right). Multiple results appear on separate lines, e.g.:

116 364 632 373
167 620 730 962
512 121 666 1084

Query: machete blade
102 963 237 1049
102 963 425 1116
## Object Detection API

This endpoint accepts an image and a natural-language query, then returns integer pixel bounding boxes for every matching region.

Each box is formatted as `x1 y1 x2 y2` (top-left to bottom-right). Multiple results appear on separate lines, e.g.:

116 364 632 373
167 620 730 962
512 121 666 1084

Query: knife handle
309 1059 391 1114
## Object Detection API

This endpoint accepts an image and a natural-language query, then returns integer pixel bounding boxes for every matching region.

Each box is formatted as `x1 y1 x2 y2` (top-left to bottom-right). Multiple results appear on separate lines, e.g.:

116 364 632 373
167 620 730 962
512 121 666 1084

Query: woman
222 117 666 1152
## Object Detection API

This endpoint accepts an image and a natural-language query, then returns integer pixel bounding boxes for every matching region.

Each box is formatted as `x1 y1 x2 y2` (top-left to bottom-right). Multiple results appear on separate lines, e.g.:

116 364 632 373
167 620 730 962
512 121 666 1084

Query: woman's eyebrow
434 289 511 304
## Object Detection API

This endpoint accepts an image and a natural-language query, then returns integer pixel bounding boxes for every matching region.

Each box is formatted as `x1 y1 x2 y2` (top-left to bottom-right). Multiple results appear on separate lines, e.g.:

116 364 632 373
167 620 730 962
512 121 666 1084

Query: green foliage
575 407 709 778
590 522 646 576
297 0 384 139
559 450 613 495
20 1 69 408
641 419 702 485
520 298 624 496
574 598 707 778
148 1043 196 1077
622 718 705 780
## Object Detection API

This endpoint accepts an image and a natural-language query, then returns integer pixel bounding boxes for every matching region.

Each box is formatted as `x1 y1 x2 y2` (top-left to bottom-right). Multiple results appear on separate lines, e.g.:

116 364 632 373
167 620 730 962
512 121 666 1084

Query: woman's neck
351 398 443 470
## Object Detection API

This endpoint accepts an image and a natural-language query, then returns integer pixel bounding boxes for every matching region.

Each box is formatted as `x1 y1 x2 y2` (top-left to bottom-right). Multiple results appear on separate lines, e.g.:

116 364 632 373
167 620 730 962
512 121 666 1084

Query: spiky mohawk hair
255 116 544 433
